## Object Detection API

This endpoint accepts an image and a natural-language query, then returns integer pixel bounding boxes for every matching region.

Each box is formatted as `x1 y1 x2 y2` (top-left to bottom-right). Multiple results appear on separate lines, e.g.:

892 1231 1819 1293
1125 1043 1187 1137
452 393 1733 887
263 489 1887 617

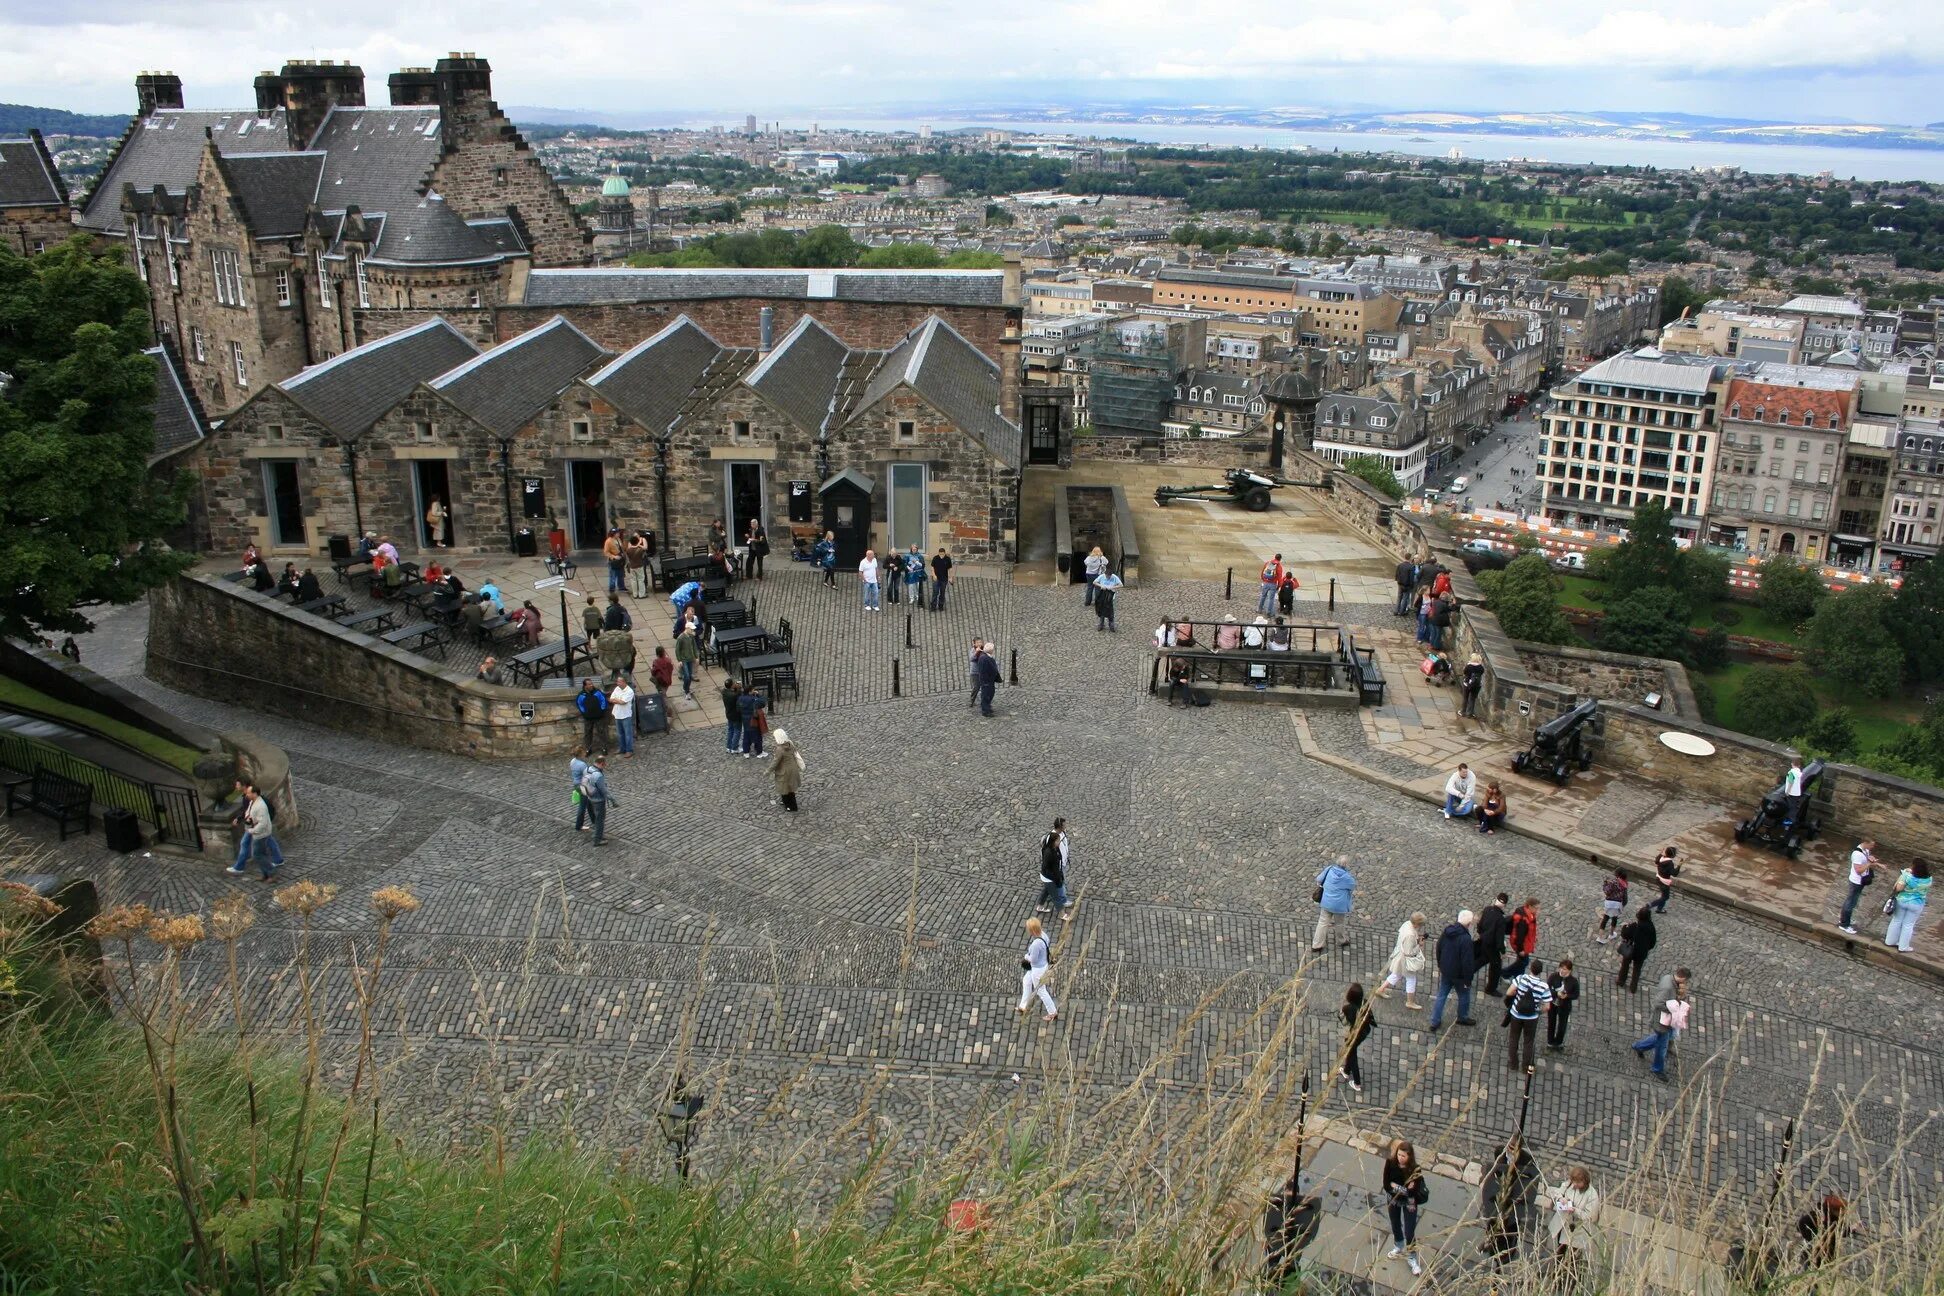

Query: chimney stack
253 71 281 117
759 306 775 354
388 66 441 107
277 59 367 150
135 71 184 116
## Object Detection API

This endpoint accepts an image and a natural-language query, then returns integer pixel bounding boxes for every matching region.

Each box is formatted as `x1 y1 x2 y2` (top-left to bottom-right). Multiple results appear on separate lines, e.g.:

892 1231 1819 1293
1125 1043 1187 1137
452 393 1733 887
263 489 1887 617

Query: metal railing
0 733 204 850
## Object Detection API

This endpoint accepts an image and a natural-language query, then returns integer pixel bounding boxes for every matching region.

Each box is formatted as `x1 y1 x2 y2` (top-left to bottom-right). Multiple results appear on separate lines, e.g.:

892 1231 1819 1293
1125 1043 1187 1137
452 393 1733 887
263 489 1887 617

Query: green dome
601 173 631 198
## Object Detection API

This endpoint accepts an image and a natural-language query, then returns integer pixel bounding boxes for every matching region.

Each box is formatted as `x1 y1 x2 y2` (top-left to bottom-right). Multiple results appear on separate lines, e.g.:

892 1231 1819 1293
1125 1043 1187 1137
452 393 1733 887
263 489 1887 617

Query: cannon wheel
1578 753 1594 772
1784 834 1802 858
1734 820 1751 842
1552 761 1571 786
1511 751 1528 773
1243 487 1272 512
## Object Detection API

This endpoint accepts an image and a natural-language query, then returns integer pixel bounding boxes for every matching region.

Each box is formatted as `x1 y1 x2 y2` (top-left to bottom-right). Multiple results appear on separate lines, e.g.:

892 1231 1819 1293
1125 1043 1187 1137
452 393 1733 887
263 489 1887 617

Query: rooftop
522 268 1009 309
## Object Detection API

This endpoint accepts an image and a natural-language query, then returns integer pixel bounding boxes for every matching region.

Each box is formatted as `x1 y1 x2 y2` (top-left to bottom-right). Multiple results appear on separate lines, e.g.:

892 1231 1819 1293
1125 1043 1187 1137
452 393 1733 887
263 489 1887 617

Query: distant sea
793 116 1944 184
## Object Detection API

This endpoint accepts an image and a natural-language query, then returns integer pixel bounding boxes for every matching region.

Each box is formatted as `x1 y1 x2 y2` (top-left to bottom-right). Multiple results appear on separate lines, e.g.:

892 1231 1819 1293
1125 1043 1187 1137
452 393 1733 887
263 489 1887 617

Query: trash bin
515 528 537 557
102 807 142 853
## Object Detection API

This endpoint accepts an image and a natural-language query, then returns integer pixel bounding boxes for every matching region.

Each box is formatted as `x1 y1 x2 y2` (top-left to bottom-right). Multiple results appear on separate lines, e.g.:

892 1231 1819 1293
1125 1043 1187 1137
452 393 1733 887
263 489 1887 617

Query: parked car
1553 551 1586 571
1460 538 1501 555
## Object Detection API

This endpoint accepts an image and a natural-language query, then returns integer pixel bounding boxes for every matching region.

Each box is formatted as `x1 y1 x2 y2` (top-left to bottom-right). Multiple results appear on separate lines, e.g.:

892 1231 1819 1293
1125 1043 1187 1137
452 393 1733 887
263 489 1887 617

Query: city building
1313 377 1428 492
1345 253 1457 296
1881 418 1944 569
0 130 71 255
1024 274 1098 317
1835 416 1896 571
1295 277 1403 349
1152 267 1299 314
1706 366 1857 559
1169 369 1265 435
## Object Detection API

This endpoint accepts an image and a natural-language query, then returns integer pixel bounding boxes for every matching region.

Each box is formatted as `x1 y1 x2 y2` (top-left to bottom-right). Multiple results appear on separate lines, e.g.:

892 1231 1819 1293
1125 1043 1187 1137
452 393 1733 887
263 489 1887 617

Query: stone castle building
1 130 72 255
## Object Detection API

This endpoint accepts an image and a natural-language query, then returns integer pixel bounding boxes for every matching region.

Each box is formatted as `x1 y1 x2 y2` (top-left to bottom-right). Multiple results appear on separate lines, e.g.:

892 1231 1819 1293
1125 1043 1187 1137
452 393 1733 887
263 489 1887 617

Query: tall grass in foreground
0 861 1941 1295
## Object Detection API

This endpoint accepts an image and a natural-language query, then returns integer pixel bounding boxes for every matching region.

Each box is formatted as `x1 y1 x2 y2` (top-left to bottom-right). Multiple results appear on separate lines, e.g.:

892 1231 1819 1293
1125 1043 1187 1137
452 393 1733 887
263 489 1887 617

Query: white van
1451 476 1470 493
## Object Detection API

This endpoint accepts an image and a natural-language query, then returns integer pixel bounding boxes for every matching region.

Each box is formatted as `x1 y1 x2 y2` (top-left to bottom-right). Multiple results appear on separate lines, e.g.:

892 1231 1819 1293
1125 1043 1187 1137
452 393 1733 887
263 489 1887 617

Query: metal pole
1148 655 1159 694
559 589 572 669
1328 577 1336 612
892 658 900 697
1516 1064 1535 1139
905 612 913 648
1009 648 1019 686
1291 1069 1311 1190
343 439 365 539
499 437 517 553
1225 566 1233 600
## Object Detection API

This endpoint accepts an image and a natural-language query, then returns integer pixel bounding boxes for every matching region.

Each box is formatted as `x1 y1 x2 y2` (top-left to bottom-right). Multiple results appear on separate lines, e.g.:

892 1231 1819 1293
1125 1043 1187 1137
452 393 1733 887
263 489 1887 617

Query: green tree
0 240 191 637
1595 585 1693 661
1801 585 1905 698
1478 553 1573 644
1096 216 1116 229
1605 502 1688 601
983 203 1015 227
1793 708 1859 763
1682 547 1730 611
942 249 1006 269
855 243 942 269
1891 558 1944 683
1734 665 1819 742
1758 555 1826 627
1054 213 1085 228
1337 455 1403 500
1658 274 1707 326
795 224 862 267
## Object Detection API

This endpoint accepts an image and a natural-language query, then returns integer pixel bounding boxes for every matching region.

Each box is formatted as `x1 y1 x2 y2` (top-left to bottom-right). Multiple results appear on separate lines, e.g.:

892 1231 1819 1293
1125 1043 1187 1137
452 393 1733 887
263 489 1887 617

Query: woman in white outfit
1017 917 1057 1020
1542 1166 1601 1284
1378 912 1428 1010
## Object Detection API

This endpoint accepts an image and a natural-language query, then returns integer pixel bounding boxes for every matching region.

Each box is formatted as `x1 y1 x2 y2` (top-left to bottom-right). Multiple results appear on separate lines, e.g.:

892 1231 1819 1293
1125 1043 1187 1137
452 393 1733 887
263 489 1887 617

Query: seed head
370 886 421 921
86 904 156 942
273 881 338 917
209 894 255 942
0 881 61 922
148 912 207 951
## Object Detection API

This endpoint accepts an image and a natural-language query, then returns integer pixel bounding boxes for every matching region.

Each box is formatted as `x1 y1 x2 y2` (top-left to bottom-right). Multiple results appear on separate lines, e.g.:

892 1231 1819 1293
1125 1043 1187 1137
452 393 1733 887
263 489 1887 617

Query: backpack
1512 979 1538 1018
1190 688 1213 707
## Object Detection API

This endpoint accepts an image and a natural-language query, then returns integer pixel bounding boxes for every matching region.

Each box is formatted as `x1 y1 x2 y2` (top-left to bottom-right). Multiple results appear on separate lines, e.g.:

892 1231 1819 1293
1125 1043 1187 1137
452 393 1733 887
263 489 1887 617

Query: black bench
384 620 449 659
5 769 92 839
1345 633 1387 706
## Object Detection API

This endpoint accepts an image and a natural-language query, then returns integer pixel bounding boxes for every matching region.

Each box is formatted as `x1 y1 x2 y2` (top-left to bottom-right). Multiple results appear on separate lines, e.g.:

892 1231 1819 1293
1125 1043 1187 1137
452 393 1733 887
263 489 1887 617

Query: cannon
1734 759 1826 858
1510 698 1598 786
1154 469 1310 512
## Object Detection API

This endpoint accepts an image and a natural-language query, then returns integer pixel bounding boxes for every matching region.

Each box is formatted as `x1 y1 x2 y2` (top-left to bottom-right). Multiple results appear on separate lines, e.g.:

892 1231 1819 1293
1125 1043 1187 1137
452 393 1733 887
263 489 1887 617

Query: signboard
519 701 535 723
533 575 566 590
521 477 548 520
788 479 813 524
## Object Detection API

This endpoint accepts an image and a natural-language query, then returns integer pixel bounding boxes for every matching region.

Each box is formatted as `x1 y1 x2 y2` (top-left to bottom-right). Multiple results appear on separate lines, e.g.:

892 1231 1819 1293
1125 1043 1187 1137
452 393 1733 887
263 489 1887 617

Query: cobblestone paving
21 576 1944 1218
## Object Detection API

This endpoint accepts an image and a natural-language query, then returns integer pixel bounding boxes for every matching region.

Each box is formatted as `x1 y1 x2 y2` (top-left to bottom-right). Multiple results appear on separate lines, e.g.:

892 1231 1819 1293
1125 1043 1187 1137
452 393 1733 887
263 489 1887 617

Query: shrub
1734 665 1820 742
1482 554 1572 644
1338 455 1404 500
1711 605 1743 628
1801 585 1904 699
1688 625 1730 671
1794 708 1860 763
1595 586 1692 662
1758 555 1826 627
1690 673 1718 723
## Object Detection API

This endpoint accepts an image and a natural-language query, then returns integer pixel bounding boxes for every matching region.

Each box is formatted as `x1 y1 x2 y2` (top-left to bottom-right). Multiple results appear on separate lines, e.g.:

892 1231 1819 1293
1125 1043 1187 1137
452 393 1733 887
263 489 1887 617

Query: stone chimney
430 53 494 148
253 71 281 117
999 323 1023 436
277 59 366 151
135 72 184 116
388 66 441 107
759 306 775 354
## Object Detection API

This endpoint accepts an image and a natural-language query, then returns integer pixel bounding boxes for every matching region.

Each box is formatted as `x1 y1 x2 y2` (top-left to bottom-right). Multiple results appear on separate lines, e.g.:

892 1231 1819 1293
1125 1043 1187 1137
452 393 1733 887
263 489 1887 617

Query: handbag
1615 938 1635 960
1312 883 1325 904
1882 895 1897 917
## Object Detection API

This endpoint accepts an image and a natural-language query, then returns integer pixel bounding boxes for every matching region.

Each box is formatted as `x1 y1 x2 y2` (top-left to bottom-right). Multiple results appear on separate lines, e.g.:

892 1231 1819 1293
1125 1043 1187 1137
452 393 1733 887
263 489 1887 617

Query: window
128 220 147 281
1369 415 1389 428
732 420 752 441
570 419 593 442
316 253 333 308
275 270 292 307
230 341 247 388
1777 411 1790 426
1787 497 1802 517
1763 492 1777 514
166 251 178 288
1793 464 1806 482
1729 404 1740 419
354 255 370 309
468 290 481 309
1812 500 1826 520
191 327 206 362
413 421 436 443
264 424 285 442
895 420 915 442
211 249 244 306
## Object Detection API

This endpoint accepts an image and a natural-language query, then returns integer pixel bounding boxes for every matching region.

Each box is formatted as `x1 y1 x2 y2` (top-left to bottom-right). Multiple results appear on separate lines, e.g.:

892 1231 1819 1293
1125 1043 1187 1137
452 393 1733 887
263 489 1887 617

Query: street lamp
658 1074 704 1181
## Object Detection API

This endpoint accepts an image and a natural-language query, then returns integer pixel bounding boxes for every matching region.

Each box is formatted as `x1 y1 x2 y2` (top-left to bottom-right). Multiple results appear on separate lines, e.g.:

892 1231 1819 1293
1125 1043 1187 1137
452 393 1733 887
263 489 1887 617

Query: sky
7 0 1940 126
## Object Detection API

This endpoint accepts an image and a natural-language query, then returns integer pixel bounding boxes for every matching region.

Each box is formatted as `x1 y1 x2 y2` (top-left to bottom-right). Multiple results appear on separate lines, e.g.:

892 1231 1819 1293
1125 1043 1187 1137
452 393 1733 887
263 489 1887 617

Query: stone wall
145 574 588 758
1513 642 1696 719
1068 433 1273 467
3 208 73 258
428 79 591 268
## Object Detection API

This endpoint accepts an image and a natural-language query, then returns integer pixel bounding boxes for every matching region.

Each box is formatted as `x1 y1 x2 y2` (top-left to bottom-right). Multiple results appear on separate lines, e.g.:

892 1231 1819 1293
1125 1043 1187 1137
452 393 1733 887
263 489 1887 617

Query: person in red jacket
648 645 675 708
1501 897 1540 983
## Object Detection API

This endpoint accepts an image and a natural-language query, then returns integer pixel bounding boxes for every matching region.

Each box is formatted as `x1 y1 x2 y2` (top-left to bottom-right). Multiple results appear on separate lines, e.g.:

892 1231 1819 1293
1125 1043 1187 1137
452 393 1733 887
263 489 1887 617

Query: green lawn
1553 575 1803 646
1294 210 1391 227
1696 660 1918 754
0 676 204 775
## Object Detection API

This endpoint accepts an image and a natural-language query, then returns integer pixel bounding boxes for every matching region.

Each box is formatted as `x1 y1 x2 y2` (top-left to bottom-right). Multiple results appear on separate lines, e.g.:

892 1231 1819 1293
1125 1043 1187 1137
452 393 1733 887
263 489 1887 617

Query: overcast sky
8 0 1940 125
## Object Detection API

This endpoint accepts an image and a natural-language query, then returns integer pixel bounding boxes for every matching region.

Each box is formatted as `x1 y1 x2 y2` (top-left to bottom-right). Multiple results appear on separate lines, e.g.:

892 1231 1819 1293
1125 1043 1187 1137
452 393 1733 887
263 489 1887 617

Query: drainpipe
655 437 671 545
499 436 516 552
343 437 365 538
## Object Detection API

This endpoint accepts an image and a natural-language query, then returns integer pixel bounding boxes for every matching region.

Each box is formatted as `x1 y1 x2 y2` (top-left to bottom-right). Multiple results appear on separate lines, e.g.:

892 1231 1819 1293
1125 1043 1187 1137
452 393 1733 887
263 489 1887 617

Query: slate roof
0 134 68 209
429 316 607 436
744 316 850 435
279 318 479 437
588 316 727 434
522 268 1007 309
467 218 527 256
79 110 293 231
144 342 209 463
852 317 1021 469
217 152 324 239
360 194 505 266
306 107 443 216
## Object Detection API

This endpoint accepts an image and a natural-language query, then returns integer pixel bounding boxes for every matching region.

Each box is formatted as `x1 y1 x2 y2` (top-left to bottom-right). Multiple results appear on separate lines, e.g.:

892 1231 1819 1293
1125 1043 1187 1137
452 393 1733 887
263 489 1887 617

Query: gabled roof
587 316 726 434
216 151 324 239
521 267 1007 309
0 133 68 209
306 106 443 216
744 316 849 435
429 316 607 436
79 110 293 232
852 317 1021 469
144 342 209 463
280 318 479 438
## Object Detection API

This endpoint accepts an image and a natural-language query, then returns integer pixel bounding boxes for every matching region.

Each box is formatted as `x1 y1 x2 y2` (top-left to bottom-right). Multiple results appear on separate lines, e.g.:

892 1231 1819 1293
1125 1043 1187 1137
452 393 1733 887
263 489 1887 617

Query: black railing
0 733 204 850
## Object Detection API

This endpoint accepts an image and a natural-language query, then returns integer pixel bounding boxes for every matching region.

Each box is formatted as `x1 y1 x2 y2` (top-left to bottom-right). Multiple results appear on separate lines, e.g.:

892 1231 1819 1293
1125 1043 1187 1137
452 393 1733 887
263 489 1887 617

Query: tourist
673 623 700 700
1311 855 1356 952
721 680 743 753
513 600 544 648
1546 958 1581 1052
1242 616 1267 650
967 637 984 708
1501 896 1540 983
647 646 673 710
1173 620 1196 648
580 755 615 845
1017 916 1056 1020
1594 865 1629 944
1258 553 1285 616
745 519 768 581
1381 1139 1427 1276
1428 909 1477 1031
602 592 632 632
461 595 487 641
224 779 266 875
1037 818 1073 919
1615 905 1658 992
1430 592 1454 652
1093 565 1122 632
1797 1194 1858 1269
1215 615 1242 650
625 531 651 597
859 549 881 611
1166 657 1193 706
1082 546 1107 605
1431 566 1452 600
1884 858 1932 953
576 679 610 753
476 580 503 613
1460 653 1485 718
972 641 1002 717
610 675 638 757
816 531 838 588
1476 781 1507 834
1393 557 1418 616
1414 591 1433 646
1503 958 1553 1073
296 567 324 602
1783 755 1809 826
667 581 702 635
1648 967 1692 1060
1543 1168 1601 1279
374 535 399 566
581 598 604 642
1441 762 1477 819
226 784 282 881
1378 912 1428 1010
1278 569 1298 615
738 685 768 758
1338 983 1374 1093
906 544 928 607
1477 892 1511 995
275 562 300 597
442 570 466 597
1630 978 1688 1082
930 547 952 610
1838 839 1877 934
424 495 449 548
475 656 505 687
1652 845 1679 913
1268 617 1292 651
569 747 590 831
1421 649 1452 685
769 728 804 811
249 559 276 592
884 547 904 605
1480 1136 1540 1269
603 528 625 593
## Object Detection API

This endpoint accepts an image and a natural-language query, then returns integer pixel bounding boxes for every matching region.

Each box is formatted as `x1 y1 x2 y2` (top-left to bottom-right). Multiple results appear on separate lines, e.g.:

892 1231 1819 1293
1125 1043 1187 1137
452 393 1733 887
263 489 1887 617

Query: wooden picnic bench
339 606 401 636
737 650 797 700
703 599 749 630
293 594 348 619
712 624 770 667
4 768 92 839
507 635 591 687
383 620 449 659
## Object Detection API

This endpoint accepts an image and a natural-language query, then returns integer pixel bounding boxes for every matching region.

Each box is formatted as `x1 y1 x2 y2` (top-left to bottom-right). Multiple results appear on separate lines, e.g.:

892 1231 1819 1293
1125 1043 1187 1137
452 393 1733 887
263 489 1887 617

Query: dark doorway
819 468 874 568
262 460 304 548
413 459 454 549
1027 403 1060 465
569 461 608 551
725 462 765 546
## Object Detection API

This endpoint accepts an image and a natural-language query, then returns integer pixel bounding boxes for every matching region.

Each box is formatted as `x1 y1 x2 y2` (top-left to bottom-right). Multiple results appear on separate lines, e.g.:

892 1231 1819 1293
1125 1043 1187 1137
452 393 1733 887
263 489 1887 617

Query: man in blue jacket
815 532 838 588
1429 909 1479 1030
972 643 1002 716
576 679 610 753
1311 855 1355 951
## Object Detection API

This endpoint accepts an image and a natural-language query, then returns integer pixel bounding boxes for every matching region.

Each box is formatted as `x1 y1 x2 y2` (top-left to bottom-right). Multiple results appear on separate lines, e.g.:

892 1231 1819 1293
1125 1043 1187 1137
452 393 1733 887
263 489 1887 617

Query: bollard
1225 566 1234 600
1009 648 1019 686
1328 577 1336 612
892 658 900 697
749 593 757 621
905 612 913 648
1148 655 1160 694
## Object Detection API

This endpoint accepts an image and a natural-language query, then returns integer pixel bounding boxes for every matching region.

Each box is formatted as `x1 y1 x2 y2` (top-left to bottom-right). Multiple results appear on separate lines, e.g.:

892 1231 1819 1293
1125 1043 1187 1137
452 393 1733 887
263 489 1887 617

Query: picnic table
703 599 748 630
738 650 795 694
660 554 714 587
334 559 375 591
712 624 770 667
383 620 448 659
339 606 401 636
293 594 348 619
506 635 590 687
426 593 463 625
699 575 729 602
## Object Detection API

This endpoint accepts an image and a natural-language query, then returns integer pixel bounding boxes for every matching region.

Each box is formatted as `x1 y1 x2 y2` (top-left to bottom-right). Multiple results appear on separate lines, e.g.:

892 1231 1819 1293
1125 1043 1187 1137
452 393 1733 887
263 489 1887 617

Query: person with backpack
1017 917 1056 1020
1630 978 1689 1081
1036 819 1073 920
1476 893 1510 995
568 747 590 832
576 679 610 754
1480 1135 1540 1269
1311 855 1356 952
1258 553 1285 616
1381 1139 1428 1277
1500 897 1539 984
1278 569 1298 615
815 531 838 589
1593 865 1629 944
1503 959 1554 1073
1652 846 1679 914
1884 859 1932 953
738 686 768 758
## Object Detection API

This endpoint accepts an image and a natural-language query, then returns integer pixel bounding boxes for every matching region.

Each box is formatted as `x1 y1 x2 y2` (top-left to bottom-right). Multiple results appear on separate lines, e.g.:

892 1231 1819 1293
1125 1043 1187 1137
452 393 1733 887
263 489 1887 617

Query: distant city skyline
5 1 1939 126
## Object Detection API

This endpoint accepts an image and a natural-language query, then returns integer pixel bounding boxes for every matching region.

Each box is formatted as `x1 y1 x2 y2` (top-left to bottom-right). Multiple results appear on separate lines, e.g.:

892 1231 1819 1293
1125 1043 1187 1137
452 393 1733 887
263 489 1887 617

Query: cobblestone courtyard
25 564 1944 1234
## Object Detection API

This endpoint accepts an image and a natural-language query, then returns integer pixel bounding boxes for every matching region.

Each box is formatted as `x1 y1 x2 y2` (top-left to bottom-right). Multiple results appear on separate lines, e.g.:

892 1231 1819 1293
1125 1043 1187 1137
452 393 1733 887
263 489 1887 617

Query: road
1430 412 1546 517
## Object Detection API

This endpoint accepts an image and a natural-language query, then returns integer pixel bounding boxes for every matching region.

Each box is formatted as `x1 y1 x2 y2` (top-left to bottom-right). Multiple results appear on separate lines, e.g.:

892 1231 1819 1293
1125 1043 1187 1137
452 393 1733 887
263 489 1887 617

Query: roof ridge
587 313 720 387
283 317 473 390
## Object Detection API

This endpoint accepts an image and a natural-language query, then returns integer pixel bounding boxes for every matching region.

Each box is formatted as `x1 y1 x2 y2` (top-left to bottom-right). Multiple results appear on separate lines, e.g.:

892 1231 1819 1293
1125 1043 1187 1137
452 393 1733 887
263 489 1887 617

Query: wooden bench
5 768 92 839
383 620 449 659
1344 632 1387 706
293 594 348 620
507 635 590 687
